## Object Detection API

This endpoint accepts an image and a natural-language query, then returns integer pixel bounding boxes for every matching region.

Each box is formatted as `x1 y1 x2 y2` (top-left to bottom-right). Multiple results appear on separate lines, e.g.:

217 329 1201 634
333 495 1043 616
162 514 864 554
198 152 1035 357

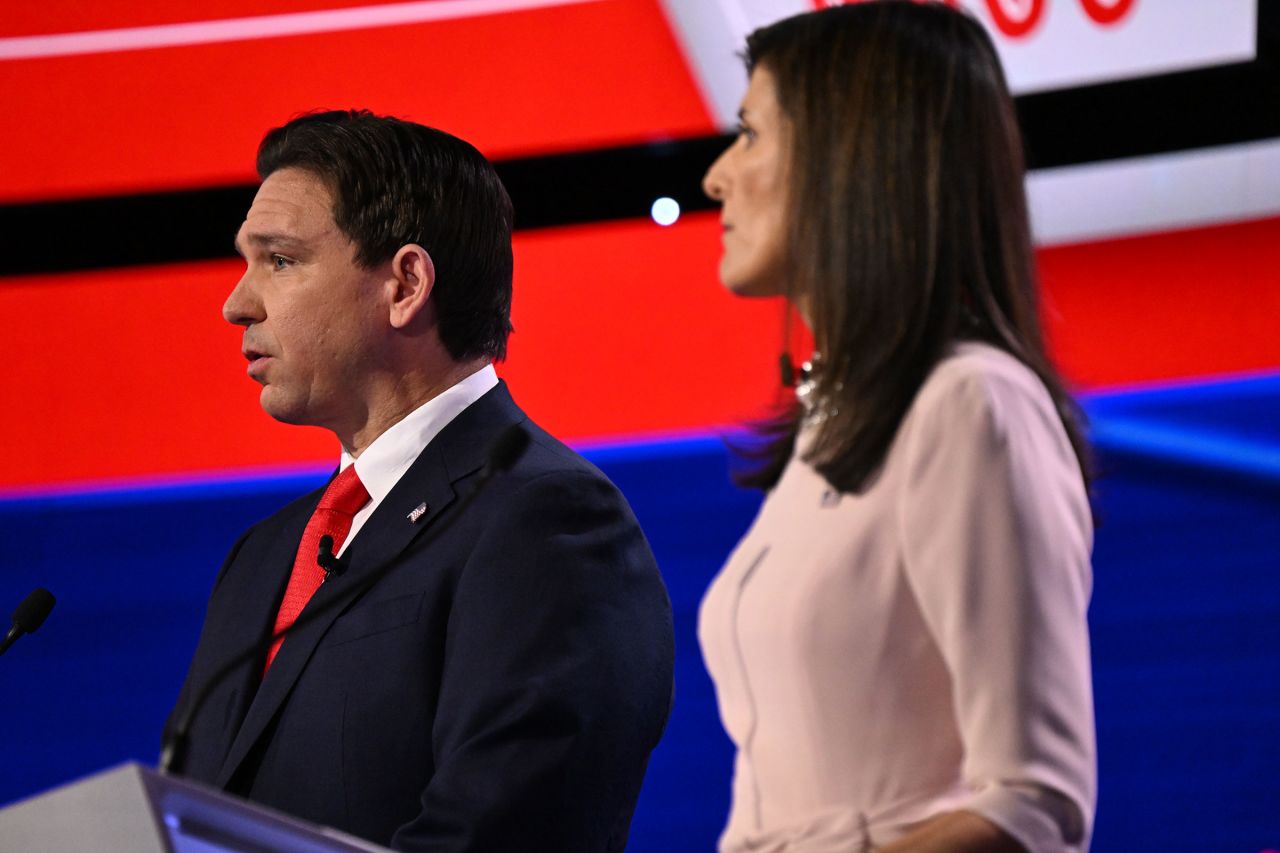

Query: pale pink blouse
699 343 1095 852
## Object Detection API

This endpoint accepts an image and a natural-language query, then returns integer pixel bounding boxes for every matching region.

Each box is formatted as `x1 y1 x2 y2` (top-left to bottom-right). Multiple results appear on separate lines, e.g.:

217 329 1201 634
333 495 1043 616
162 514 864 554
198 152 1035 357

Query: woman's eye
737 123 756 145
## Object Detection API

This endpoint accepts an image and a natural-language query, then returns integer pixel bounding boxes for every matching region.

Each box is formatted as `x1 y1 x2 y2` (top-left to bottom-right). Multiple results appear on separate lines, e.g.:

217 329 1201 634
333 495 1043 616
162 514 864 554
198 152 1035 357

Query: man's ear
388 244 435 329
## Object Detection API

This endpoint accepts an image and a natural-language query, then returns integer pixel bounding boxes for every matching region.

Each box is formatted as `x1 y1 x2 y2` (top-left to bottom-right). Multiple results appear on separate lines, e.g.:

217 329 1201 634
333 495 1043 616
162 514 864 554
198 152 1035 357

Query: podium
0 762 390 852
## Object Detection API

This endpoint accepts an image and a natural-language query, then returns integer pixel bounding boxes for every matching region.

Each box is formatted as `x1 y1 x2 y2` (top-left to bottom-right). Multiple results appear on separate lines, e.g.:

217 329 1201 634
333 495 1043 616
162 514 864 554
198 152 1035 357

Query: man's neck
340 357 491 458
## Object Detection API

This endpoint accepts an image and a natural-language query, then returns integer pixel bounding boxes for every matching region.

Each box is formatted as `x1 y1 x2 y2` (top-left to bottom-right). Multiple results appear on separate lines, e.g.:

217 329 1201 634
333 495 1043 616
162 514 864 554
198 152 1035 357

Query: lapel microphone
0 588 56 657
160 424 530 777
779 353 797 388
317 535 345 581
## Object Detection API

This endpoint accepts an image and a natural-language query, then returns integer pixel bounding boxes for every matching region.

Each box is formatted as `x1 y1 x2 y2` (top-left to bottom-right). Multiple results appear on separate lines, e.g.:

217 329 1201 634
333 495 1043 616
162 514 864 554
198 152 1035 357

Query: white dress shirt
335 364 498 556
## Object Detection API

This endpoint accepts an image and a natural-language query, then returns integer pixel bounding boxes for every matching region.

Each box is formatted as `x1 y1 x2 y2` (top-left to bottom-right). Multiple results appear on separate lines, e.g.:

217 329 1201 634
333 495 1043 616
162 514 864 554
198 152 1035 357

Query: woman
697 3 1095 852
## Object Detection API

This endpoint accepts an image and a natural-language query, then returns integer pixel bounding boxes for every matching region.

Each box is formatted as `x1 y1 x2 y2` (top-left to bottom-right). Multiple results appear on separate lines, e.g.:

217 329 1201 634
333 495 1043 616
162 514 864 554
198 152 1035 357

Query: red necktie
264 465 370 673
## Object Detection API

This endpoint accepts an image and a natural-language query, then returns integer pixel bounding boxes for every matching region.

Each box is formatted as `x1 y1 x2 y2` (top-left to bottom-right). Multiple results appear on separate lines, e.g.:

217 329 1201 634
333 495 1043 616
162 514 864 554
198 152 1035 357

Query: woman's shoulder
892 344 1090 539
925 340 1046 394
907 341 1062 443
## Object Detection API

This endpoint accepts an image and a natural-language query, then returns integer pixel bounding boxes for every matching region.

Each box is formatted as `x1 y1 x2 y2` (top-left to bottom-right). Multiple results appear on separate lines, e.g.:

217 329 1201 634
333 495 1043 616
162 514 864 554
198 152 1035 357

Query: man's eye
271 255 292 270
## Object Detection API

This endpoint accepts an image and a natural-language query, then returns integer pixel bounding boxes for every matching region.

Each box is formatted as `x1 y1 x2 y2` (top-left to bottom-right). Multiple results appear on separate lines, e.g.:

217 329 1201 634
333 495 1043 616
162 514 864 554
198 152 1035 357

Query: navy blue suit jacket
169 383 675 850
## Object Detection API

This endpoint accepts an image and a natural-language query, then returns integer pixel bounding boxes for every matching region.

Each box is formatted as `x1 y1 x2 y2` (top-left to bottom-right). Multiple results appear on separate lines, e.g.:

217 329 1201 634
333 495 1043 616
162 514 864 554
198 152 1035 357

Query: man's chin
258 388 310 426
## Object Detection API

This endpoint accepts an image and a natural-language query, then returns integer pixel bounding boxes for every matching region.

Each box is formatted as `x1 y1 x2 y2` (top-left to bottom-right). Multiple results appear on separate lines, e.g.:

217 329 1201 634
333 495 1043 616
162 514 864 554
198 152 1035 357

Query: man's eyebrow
235 231 307 254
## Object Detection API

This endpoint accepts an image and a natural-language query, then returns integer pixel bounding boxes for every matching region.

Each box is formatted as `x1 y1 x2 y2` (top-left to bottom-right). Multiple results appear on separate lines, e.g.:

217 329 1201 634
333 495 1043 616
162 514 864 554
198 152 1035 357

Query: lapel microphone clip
317 535 346 581
779 353 797 388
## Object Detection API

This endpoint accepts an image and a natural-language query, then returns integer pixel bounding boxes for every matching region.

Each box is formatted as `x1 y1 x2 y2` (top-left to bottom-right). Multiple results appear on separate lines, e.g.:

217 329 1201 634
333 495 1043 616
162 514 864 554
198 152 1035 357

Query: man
167 110 674 851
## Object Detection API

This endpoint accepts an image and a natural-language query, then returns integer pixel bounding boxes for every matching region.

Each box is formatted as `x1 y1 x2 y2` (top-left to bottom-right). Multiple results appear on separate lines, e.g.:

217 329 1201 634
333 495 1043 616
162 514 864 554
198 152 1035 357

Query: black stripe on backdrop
2 9 1277 277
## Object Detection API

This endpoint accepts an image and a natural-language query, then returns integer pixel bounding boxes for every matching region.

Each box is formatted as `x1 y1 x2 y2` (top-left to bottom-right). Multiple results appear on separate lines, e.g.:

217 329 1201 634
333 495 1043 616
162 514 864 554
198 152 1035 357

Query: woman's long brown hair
736 0 1090 493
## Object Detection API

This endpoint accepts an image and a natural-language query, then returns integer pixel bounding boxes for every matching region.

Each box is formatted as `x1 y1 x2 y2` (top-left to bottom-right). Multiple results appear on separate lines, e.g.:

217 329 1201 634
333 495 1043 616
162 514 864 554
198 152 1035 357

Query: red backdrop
1 0 1277 490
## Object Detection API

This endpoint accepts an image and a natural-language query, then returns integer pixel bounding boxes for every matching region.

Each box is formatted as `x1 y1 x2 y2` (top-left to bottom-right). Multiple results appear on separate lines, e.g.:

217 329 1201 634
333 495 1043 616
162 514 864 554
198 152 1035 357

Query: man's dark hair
257 110 514 361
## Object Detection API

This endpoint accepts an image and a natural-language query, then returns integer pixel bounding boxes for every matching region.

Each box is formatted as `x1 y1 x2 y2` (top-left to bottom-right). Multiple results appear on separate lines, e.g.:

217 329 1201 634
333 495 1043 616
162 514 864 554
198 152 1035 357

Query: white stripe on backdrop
0 0 603 60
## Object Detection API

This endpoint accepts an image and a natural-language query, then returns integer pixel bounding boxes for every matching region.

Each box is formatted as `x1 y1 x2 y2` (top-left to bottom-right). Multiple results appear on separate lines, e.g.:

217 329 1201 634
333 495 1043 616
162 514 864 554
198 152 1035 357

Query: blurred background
1 0 1277 849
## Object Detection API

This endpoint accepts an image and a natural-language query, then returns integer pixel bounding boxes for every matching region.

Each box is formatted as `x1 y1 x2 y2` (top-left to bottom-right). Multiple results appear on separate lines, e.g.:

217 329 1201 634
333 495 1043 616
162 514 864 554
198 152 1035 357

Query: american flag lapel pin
407 502 429 523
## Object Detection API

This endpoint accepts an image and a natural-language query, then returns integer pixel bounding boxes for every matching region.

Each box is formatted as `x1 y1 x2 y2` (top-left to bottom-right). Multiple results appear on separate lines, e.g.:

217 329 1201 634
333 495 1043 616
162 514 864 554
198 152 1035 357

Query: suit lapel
206 490 319 786
237 497 317 653
194 490 316 782
214 382 526 789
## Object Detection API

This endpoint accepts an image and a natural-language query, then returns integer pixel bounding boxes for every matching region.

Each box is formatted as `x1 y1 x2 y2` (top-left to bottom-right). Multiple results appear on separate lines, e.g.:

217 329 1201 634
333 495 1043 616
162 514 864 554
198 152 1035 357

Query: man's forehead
238 168 338 246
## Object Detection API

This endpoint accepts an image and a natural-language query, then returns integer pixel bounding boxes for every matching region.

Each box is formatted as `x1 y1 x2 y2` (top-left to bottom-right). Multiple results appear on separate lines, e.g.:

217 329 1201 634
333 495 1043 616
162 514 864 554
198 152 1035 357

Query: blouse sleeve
895 362 1096 852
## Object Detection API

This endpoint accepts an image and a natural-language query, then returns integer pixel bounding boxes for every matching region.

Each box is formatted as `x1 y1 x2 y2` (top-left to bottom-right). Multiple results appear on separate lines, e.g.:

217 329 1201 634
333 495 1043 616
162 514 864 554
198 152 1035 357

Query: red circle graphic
1079 0 1136 25
984 0 1047 38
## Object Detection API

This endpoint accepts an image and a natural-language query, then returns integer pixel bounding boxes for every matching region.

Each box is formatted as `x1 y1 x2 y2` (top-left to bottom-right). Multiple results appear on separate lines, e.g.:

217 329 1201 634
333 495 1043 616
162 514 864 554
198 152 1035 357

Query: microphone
160 424 530 776
317 534 345 580
779 353 796 388
0 588 56 657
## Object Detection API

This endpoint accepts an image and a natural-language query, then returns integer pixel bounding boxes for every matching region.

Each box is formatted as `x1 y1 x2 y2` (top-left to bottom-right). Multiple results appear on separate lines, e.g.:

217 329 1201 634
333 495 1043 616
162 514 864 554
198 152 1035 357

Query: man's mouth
243 348 272 378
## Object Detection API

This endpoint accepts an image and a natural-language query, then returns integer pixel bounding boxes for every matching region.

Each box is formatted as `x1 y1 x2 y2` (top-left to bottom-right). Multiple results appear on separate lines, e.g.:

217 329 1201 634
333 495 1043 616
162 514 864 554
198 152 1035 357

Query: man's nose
223 271 264 327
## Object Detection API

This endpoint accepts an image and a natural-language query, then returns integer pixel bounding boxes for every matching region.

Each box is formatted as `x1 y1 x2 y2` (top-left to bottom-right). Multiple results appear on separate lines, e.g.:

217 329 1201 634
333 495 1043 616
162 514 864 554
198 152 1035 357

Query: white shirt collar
339 364 499 506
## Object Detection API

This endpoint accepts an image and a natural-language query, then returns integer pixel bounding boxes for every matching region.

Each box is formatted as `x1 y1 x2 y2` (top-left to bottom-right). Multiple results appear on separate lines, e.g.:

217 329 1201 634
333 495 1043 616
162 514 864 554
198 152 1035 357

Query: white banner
662 0 1258 126
963 0 1257 94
